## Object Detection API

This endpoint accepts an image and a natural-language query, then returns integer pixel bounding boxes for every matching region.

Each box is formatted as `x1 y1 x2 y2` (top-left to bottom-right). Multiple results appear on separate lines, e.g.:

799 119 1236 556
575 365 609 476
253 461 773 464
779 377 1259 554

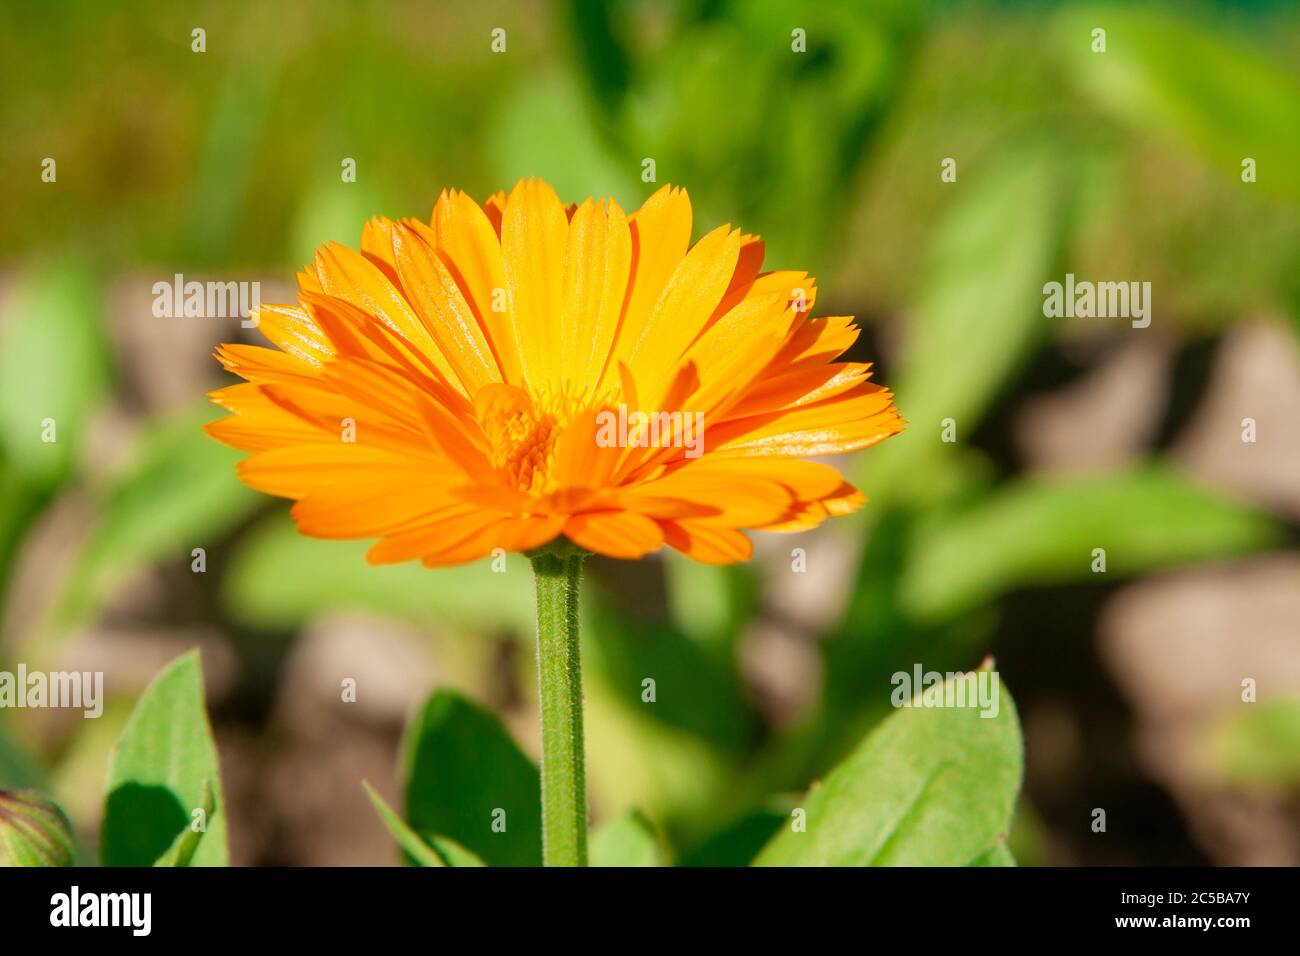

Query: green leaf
421 832 488 867
901 465 1282 622
967 840 1017 867
1059 6 1300 204
590 810 664 867
152 779 215 867
102 651 228 867
47 405 260 635
755 672 1022 866
223 511 535 634
0 263 112 487
814 508 999 777
364 781 479 867
363 780 488 867
1209 698 1300 788
857 141 1070 497
402 690 541 868
365 780 443 866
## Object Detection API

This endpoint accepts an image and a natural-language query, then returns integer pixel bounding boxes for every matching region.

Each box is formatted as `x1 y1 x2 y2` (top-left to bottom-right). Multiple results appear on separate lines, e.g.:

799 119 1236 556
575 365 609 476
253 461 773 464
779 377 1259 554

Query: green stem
530 541 588 867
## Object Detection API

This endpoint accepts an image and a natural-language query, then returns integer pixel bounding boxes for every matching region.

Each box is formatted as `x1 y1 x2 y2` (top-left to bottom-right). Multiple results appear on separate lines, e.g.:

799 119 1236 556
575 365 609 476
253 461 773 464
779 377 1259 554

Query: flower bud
0 789 74 867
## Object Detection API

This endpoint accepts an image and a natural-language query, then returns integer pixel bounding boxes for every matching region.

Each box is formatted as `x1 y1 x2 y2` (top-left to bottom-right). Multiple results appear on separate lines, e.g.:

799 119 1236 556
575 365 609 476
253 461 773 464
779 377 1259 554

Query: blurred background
1 0 1298 865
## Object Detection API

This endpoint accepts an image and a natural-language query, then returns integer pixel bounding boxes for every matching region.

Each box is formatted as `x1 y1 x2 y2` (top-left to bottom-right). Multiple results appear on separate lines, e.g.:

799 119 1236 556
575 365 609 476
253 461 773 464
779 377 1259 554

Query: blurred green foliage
1211 698 1300 787
1 0 1298 865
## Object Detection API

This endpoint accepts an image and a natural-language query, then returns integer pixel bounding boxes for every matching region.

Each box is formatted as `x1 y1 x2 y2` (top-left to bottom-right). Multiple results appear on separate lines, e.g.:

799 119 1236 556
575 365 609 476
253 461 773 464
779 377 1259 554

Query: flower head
207 179 903 565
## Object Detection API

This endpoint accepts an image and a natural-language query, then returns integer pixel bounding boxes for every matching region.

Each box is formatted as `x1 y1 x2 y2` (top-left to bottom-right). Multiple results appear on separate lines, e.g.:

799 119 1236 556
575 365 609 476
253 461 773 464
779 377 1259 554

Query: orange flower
206 180 903 566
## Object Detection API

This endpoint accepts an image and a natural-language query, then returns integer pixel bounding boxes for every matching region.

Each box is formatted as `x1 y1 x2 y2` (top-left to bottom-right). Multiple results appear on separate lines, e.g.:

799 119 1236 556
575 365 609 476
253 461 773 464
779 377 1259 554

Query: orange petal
660 522 752 563
564 511 664 559
318 358 494 480
450 483 536 514
215 343 325 388
487 514 567 553
633 465 793 527
758 482 867 532
205 384 330 452
726 363 872 419
236 444 442 499
366 506 500 565
314 241 460 390
291 476 458 538
604 185 692 387
623 224 741 389
703 233 766 336
254 303 332 367
416 515 563 567
360 216 403 286
770 314 858 372
558 198 632 392
431 190 521 383
674 290 793 420
392 222 502 393
707 457 848 501
481 190 506 236
501 178 568 389
554 409 621 490
710 383 904 458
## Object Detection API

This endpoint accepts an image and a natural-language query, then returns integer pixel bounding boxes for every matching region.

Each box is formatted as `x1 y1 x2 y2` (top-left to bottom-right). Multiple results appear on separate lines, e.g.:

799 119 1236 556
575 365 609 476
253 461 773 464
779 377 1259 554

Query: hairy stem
530 542 587 867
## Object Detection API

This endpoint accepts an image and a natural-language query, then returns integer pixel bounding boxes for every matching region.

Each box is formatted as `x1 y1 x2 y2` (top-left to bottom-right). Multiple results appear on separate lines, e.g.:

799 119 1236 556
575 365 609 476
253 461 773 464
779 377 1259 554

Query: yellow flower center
474 386 613 494
480 403 561 494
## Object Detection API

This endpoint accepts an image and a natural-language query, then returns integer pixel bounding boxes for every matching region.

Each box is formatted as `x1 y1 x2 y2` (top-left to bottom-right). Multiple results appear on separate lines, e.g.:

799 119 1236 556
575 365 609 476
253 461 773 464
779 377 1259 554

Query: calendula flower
206 178 903 866
206 179 903 567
